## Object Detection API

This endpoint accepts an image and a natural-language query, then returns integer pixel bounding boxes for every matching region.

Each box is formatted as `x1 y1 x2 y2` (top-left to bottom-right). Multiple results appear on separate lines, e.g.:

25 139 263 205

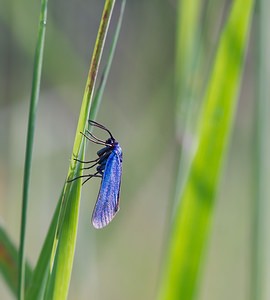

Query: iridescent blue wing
92 148 122 229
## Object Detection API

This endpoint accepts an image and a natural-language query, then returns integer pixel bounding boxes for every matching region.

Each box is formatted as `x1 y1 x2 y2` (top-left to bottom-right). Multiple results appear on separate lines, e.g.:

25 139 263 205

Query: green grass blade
175 0 202 118
43 1 116 299
173 0 203 210
18 0 48 299
159 1 254 299
0 226 32 296
24 2 124 298
91 0 126 120
25 198 61 300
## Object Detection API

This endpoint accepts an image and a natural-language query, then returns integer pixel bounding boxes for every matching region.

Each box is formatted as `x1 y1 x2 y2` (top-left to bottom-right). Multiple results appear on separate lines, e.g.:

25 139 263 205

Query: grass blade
25 198 61 300
173 0 203 211
24 1 125 298
43 1 116 299
159 1 254 299
91 0 126 120
18 0 48 299
0 226 32 296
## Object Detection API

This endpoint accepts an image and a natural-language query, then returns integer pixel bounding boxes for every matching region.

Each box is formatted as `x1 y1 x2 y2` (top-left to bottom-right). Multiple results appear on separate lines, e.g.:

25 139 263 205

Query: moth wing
92 151 122 229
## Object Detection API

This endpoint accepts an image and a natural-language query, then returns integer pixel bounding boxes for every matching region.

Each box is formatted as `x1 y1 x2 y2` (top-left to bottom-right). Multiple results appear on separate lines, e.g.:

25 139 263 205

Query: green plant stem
51 0 116 261
90 0 126 120
173 0 202 212
44 1 116 299
18 1 48 299
81 0 116 123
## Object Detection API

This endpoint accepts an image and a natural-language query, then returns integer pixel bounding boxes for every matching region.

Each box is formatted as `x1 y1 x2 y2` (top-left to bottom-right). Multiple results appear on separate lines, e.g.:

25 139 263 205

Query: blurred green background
0 1 259 299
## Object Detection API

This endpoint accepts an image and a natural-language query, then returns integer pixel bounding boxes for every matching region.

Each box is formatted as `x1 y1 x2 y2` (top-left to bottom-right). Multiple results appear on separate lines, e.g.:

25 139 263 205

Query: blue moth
70 120 122 229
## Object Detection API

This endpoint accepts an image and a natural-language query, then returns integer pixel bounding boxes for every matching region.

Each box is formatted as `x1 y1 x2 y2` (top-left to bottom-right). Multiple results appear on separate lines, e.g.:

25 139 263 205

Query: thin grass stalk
24 2 124 298
44 1 117 299
50 0 116 265
173 0 202 215
253 0 270 299
90 0 126 120
18 0 48 299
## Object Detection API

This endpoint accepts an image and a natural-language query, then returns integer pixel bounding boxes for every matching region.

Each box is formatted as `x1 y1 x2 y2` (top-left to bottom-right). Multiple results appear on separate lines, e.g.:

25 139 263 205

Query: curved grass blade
18 0 48 299
43 1 116 299
24 1 125 299
0 225 32 296
159 1 254 299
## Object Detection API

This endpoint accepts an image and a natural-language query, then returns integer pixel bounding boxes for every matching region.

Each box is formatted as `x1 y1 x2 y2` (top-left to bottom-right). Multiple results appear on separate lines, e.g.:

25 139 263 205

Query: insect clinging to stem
68 120 123 229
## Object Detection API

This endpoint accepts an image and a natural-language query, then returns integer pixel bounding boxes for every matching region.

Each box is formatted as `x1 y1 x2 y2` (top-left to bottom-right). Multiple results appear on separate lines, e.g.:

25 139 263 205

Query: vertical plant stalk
159 0 254 299
90 0 126 120
23 1 124 298
173 0 202 212
253 0 270 299
44 1 116 299
18 0 48 299
51 0 116 263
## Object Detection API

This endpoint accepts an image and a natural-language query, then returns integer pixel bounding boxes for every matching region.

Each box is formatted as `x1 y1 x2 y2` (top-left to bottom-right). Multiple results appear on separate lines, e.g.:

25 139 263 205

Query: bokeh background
0 1 258 299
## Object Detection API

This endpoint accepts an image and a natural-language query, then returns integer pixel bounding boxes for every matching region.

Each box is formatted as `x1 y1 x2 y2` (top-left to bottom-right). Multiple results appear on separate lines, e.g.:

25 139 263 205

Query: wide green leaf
159 0 254 299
